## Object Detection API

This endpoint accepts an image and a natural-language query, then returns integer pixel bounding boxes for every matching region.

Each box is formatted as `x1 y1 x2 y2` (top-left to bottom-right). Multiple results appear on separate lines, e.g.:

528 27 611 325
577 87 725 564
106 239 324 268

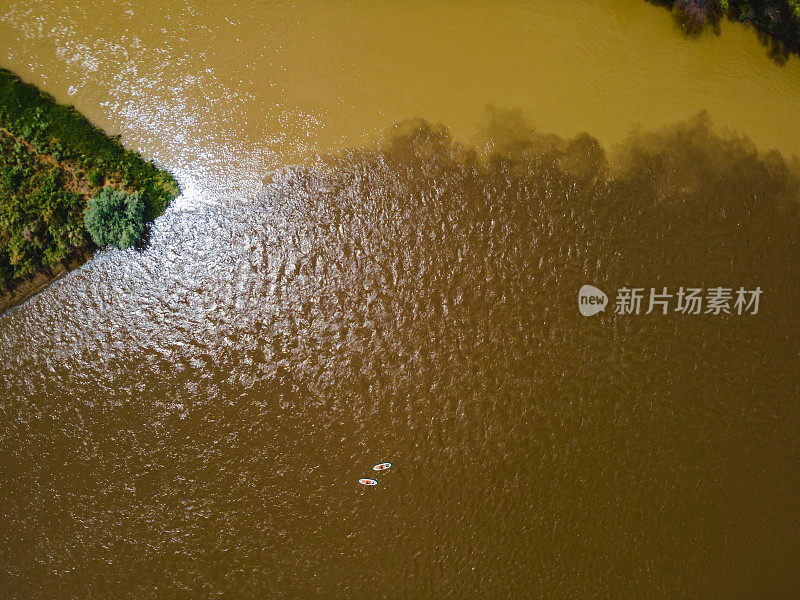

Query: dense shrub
675 0 717 30
0 165 23 191
84 188 145 250
0 158 86 279
87 167 105 187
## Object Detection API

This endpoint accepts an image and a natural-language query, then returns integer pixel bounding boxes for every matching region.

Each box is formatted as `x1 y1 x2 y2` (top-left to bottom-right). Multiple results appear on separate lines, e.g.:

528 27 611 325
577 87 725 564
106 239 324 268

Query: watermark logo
579 285 762 316
578 284 608 316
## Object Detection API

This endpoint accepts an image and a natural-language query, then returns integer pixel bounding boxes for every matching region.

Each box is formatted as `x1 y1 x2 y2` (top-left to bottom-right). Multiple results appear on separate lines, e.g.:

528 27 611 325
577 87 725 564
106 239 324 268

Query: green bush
0 166 22 191
84 188 145 250
0 166 86 280
87 167 105 187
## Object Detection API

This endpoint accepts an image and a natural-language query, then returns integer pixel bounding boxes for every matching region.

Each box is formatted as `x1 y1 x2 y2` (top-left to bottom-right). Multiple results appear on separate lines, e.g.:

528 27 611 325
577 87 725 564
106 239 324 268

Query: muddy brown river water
1 1 800 598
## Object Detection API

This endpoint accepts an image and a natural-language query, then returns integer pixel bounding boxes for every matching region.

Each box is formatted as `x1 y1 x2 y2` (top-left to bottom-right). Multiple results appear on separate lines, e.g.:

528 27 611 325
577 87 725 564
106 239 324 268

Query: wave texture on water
1 114 800 598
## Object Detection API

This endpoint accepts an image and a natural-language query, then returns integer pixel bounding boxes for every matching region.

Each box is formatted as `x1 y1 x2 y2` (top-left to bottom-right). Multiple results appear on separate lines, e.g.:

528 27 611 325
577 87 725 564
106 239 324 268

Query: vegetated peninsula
0 68 180 314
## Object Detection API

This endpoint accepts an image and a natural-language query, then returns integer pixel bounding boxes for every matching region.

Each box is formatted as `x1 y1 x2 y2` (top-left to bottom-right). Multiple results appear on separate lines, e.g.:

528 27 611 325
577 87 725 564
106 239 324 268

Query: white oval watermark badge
578 284 608 316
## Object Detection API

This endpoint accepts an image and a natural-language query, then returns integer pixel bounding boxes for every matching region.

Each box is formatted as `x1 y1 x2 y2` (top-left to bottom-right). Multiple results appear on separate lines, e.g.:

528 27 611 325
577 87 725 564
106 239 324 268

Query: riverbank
0 247 92 315
0 68 180 314
659 0 800 58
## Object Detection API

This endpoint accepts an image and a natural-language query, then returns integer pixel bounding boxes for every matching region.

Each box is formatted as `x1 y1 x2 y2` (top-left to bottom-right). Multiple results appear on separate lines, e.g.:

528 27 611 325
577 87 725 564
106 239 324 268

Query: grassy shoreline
0 68 180 314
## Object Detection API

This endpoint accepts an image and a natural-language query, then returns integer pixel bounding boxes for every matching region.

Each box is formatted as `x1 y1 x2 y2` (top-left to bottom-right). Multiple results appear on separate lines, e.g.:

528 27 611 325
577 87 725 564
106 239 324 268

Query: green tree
84 188 145 250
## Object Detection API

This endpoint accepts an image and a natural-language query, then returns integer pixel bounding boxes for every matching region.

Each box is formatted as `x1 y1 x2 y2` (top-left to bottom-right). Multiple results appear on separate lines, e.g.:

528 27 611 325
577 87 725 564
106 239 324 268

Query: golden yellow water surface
2 2 800 598
1 0 799 194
